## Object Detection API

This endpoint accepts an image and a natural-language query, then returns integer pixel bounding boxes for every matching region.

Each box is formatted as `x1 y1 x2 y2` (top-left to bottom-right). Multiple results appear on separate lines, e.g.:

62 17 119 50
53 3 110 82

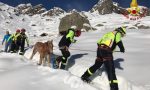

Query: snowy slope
0 29 150 90
0 2 150 90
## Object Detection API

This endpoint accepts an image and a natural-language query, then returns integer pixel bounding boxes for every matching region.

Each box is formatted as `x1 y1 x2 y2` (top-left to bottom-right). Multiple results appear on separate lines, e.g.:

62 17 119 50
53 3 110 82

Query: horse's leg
38 54 43 65
43 54 46 66
30 48 37 60
47 54 51 67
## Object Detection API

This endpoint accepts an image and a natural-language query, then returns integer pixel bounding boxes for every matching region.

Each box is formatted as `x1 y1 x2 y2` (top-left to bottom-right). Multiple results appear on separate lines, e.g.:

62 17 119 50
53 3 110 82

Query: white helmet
71 25 77 30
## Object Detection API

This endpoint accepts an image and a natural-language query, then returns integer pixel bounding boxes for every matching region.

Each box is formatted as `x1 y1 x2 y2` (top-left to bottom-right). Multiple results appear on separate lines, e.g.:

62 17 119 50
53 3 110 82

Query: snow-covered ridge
42 7 66 16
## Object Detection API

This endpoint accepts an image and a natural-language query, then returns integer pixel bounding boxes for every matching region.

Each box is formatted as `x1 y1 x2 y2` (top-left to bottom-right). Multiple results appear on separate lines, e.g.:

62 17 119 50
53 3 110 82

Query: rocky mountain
147 8 150 16
15 4 46 16
0 1 150 34
42 7 66 16
90 0 113 14
15 3 66 16
0 2 15 14
90 0 129 15
113 2 129 15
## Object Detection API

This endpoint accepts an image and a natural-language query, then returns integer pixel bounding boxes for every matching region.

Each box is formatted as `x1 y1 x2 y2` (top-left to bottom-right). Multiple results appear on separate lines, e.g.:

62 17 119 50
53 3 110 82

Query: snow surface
0 2 150 90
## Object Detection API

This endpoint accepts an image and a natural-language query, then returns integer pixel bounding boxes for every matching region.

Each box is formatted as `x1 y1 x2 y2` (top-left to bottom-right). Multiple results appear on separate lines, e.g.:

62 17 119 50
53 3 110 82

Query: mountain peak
42 7 66 16
90 0 113 14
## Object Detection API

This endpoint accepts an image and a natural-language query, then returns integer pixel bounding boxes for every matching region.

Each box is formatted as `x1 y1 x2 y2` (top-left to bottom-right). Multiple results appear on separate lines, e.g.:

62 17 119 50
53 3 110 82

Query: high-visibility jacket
59 29 76 48
7 33 21 42
97 31 124 51
20 33 29 45
2 34 11 44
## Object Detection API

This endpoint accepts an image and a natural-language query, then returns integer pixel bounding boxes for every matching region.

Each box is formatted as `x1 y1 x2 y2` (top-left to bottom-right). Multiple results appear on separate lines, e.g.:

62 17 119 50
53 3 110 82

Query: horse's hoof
37 63 41 65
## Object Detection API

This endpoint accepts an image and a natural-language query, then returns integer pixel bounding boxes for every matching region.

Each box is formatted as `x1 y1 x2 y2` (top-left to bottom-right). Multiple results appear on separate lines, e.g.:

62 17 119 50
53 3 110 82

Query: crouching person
81 27 126 90
19 28 29 55
8 29 21 53
58 26 81 69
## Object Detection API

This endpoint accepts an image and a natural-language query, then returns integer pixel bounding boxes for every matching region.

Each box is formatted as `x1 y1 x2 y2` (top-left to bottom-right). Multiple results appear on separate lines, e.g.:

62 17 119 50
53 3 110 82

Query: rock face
90 0 113 14
135 23 150 29
59 11 91 34
15 4 65 16
43 7 65 16
113 3 129 15
16 4 46 16
90 0 129 15
147 8 150 16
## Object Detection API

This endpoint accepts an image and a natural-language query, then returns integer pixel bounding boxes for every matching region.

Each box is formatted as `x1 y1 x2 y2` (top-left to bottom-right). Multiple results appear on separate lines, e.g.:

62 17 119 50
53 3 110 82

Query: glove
27 44 29 47
120 49 125 53
73 39 77 43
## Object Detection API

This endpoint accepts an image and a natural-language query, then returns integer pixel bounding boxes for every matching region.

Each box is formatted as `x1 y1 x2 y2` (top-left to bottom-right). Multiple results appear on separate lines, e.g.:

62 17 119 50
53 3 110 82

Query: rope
70 48 96 52
70 47 120 53
28 45 120 53
53 46 96 52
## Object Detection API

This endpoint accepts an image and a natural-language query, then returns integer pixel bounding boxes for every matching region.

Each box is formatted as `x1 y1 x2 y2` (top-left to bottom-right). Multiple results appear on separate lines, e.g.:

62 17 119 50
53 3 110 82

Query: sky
0 0 150 11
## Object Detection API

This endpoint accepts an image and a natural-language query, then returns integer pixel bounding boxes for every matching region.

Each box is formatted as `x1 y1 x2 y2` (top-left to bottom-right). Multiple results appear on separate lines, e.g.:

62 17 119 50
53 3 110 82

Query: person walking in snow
2 31 11 52
58 26 81 69
19 28 29 55
81 27 126 90
8 29 21 53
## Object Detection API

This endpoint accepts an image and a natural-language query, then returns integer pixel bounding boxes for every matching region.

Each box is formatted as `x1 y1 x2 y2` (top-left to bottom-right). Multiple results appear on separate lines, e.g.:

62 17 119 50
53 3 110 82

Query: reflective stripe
13 33 20 41
61 62 67 65
62 57 65 60
88 69 93 75
61 57 67 65
109 80 118 84
8 33 20 42
108 32 116 47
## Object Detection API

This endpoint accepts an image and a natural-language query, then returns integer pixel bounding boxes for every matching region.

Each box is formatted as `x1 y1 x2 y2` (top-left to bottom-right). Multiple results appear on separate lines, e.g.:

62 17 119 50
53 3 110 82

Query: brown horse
30 40 53 67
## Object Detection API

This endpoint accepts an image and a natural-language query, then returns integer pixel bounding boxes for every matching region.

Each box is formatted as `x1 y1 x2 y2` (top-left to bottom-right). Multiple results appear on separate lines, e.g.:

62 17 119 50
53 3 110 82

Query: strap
113 31 118 43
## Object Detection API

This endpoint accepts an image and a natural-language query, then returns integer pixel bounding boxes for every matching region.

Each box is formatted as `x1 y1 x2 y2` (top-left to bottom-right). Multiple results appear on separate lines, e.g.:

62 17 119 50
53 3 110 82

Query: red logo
123 7 148 20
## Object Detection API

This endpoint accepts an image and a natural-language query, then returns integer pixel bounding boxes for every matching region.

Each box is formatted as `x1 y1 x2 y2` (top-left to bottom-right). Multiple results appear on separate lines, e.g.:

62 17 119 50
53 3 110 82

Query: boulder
59 12 91 34
147 8 150 16
40 33 48 37
137 25 150 29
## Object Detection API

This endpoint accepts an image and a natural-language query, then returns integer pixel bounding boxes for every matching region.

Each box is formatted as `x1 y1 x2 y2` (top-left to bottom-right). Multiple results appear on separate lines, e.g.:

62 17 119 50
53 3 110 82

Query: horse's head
47 40 53 54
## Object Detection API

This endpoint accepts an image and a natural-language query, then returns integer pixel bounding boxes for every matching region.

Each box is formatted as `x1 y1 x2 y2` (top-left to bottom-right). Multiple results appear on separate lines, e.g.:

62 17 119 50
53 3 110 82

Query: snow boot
60 64 66 69
81 71 92 83
81 76 91 83
110 83 118 90
53 56 61 69
19 52 24 55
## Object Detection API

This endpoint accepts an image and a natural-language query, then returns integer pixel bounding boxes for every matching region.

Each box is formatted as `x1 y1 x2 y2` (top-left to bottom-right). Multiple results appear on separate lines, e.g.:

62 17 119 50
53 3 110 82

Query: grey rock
146 8 150 16
113 4 129 15
43 7 65 16
40 33 48 37
138 25 150 29
59 12 91 34
90 0 113 15
16 4 46 16
96 24 104 27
